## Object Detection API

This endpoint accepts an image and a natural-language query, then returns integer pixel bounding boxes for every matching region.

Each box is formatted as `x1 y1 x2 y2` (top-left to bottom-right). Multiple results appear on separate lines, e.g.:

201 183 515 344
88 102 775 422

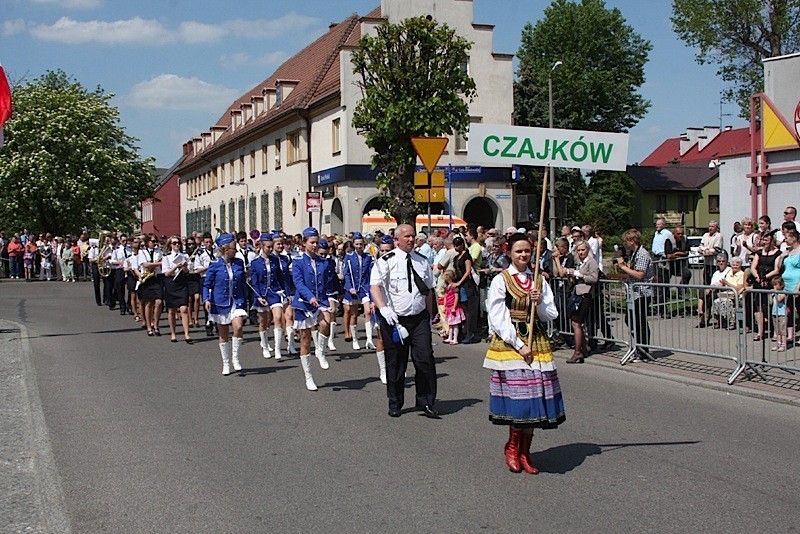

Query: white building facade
177 0 514 236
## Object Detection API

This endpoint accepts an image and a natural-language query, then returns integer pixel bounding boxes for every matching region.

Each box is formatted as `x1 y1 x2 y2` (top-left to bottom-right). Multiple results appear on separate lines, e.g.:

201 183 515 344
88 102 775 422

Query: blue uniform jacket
277 253 295 295
292 253 334 312
343 251 373 298
322 256 340 298
250 255 285 298
202 258 246 314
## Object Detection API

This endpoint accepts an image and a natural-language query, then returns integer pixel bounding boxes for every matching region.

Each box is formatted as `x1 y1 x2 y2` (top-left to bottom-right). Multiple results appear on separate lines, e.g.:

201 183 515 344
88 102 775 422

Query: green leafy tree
672 0 800 118
513 0 650 232
0 70 156 235
351 16 476 224
575 171 634 239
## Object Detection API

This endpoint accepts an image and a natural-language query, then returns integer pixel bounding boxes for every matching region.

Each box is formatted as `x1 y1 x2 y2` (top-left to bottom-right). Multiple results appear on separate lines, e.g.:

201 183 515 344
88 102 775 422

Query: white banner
468 123 630 171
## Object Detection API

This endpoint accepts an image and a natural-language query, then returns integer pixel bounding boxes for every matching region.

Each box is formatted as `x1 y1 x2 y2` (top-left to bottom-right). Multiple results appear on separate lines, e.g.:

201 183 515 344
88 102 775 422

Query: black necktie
406 255 413 293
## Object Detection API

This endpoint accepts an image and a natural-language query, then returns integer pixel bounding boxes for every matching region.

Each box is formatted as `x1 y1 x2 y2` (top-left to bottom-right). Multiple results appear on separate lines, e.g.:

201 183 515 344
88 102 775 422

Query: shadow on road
28 326 148 339
237 365 294 377
327 376 381 391
434 397 482 415
533 440 701 474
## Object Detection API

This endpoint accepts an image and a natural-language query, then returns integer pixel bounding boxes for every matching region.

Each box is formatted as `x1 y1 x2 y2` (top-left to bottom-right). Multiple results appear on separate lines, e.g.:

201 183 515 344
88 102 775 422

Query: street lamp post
548 60 562 242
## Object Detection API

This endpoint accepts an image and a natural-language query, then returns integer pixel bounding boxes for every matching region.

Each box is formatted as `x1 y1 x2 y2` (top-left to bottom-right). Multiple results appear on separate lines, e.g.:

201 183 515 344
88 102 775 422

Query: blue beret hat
352 232 364 240
302 227 319 239
318 238 329 249
380 234 394 245
271 232 283 240
259 232 273 242
215 233 235 247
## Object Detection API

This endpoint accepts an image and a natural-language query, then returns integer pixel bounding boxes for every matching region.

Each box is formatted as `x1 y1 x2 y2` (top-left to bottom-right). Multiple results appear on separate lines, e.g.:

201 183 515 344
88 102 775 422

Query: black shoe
388 408 401 418
419 405 440 418
205 326 214 337
185 339 194 345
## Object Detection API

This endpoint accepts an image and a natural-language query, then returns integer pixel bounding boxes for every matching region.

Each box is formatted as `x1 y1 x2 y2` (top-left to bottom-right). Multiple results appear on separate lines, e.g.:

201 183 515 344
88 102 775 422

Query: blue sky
1 0 746 168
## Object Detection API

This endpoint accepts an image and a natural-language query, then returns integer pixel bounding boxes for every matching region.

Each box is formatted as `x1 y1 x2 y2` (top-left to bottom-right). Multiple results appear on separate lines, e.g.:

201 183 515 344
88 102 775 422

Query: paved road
3 281 800 533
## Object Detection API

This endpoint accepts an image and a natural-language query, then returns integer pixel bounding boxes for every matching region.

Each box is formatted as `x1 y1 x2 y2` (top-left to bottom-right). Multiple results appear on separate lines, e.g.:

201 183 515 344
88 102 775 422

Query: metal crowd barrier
543 275 800 385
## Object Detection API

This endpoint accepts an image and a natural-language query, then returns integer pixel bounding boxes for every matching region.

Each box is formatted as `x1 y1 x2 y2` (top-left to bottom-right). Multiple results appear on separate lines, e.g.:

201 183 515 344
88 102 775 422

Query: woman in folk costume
250 232 286 360
203 233 247 376
484 233 565 474
292 227 333 391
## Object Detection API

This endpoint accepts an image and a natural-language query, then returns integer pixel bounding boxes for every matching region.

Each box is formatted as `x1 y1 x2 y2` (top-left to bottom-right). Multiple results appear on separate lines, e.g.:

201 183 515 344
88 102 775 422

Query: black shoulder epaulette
381 252 395 261
411 250 426 259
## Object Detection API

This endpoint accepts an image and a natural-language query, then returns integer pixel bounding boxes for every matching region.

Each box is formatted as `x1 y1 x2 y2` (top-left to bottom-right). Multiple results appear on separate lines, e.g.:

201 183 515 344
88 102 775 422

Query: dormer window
275 84 283 107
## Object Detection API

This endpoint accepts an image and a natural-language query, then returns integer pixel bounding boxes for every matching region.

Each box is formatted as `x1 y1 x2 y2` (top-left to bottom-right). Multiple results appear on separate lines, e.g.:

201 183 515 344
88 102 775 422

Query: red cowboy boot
504 427 522 473
518 431 539 475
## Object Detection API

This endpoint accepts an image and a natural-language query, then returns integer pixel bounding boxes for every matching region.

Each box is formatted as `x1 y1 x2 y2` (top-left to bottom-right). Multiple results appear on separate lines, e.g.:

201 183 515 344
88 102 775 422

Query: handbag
459 286 468 302
568 294 584 314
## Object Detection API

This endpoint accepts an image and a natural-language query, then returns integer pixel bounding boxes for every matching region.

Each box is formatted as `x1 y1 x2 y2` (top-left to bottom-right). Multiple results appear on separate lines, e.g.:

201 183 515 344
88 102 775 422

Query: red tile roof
177 9 379 174
641 126 758 166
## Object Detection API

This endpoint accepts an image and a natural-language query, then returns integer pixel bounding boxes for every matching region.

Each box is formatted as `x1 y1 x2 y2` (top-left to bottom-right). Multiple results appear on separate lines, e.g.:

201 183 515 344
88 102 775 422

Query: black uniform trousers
103 271 114 307
379 310 436 411
91 263 102 305
113 268 127 313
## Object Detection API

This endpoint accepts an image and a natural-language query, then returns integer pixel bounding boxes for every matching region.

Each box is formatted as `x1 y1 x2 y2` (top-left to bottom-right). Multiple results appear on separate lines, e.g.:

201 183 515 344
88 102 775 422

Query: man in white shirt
370 224 437 419
698 220 724 284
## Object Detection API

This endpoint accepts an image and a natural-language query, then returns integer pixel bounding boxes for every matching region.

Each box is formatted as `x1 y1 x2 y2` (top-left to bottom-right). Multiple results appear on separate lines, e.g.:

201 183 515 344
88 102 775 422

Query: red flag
0 65 11 127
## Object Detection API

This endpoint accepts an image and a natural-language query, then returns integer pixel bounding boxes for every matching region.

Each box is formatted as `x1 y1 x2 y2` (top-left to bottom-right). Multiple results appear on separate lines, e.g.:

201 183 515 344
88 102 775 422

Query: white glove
574 271 583 279
379 306 399 326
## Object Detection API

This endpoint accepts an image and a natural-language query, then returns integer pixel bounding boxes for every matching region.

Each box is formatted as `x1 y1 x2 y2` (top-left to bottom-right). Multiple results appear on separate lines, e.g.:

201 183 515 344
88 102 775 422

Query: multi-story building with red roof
175 0 515 236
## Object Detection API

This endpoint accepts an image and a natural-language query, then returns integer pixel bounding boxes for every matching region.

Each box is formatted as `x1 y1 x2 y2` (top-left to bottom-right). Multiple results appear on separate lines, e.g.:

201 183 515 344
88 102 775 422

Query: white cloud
179 21 227 44
124 74 239 111
31 0 103 9
222 13 318 39
2 19 28 36
30 17 175 45
219 51 289 68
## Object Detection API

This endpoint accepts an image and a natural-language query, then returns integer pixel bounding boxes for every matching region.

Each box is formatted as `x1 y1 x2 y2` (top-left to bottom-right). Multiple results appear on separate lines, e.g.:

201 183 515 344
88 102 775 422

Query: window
238 197 245 231
211 166 218 190
249 195 257 231
229 160 235 184
332 118 341 154
656 195 667 212
455 117 481 153
273 189 283 230
287 131 301 165
249 151 256 177
274 139 281 169
239 155 245 181
219 203 226 232
261 145 268 174
186 212 191 235
708 194 720 213
228 200 235 232
460 58 469 75
275 84 283 106
261 191 270 230
678 194 689 213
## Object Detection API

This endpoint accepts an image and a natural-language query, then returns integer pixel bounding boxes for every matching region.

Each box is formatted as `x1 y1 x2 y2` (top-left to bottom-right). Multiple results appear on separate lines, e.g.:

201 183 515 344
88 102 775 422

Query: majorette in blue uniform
250 234 286 309
343 232 373 305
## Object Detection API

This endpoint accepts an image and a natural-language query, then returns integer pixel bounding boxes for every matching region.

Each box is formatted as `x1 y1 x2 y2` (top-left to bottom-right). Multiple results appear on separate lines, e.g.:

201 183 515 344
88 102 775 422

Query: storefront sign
305 191 322 213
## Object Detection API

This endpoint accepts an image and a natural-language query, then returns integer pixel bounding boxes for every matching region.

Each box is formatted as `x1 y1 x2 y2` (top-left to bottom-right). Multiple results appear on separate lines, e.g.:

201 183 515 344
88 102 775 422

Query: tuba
97 242 111 278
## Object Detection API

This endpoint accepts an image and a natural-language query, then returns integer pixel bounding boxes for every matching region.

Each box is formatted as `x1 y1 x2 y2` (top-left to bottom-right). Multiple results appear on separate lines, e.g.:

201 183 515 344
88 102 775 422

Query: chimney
697 125 720 151
679 127 702 156
211 125 227 143
182 142 189 156
251 95 265 116
186 140 195 156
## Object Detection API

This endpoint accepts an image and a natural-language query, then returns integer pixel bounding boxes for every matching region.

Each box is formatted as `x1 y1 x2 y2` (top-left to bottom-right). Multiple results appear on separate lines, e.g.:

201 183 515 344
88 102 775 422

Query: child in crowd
443 270 465 345
771 277 787 352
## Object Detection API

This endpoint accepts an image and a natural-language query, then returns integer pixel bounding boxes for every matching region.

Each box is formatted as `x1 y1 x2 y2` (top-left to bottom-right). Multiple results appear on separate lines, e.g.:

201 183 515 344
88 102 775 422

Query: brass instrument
98 243 111 278
135 249 160 290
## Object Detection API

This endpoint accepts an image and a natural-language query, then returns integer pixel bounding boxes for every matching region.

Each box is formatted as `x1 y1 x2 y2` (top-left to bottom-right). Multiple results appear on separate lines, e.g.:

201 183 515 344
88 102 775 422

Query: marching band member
136 235 164 336
275 234 298 355
109 235 128 315
343 232 374 351
195 232 216 337
101 235 113 308
316 238 341 352
185 237 202 328
162 235 193 344
236 231 258 327
203 233 247 376
124 239 142 323
87 238 102 306
292 227 333 391
250 232 286 360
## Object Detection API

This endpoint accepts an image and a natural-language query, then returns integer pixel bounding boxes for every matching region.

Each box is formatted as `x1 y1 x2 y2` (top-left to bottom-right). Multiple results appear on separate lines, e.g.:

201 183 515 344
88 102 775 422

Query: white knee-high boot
273 328 283 360
312 329 320 349
316 333 330 369
365 321 375 350
328 322 337 351
286 325 298 354
376 350 386 384
231 337 243 371
259 330 272 358
219 342 231 376
301 355 317 391
352 323 361 350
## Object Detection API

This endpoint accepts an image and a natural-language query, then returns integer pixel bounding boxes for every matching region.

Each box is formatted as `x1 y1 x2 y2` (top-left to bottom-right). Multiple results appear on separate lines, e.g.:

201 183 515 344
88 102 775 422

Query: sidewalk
552 344 800 405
